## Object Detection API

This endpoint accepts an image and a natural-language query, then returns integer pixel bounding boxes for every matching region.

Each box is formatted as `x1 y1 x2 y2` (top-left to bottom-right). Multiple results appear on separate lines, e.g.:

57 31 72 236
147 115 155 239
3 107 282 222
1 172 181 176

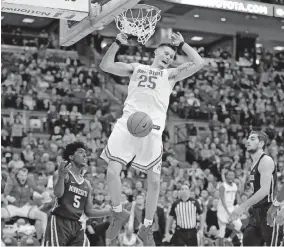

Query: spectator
1 168 48 241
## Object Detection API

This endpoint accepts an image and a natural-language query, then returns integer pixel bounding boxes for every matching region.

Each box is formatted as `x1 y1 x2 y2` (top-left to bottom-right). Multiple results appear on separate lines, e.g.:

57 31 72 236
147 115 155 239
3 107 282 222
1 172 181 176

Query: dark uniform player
43 142 113 247
230 131 282 246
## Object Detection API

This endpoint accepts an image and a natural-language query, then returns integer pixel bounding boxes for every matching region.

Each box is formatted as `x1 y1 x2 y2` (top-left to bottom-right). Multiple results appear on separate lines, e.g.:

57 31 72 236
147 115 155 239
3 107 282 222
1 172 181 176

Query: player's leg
28 205 48 241
231 218 243 243
101 118 136 208
242 223 262 246
137 164 161 246
242 209 262 246
134 134 163 246
42 215 70 246
69 224 90 247
259 206 283 246
101 118 136 242
217 219 227 246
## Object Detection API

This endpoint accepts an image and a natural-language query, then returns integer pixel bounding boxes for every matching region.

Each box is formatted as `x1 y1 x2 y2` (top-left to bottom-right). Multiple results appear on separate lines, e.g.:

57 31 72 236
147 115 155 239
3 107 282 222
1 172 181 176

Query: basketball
127 112 153 138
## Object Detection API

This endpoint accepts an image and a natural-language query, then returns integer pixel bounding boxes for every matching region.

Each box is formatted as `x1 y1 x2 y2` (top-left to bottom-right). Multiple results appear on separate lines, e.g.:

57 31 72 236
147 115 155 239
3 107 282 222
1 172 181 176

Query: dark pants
243 205 283 246
153 231 163 246
170 227 198 246
86 221 110 246
43 215 89 246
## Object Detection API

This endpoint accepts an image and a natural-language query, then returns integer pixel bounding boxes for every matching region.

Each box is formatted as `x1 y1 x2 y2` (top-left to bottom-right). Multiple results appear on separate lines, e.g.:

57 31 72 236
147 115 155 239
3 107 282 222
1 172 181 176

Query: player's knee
107 161 122 177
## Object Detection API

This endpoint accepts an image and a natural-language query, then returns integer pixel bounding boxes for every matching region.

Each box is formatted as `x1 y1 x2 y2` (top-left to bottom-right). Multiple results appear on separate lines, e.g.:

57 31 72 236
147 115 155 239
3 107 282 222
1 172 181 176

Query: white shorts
217 205 242 237
100 117 163 173
217 205 234 224
2 204 38 218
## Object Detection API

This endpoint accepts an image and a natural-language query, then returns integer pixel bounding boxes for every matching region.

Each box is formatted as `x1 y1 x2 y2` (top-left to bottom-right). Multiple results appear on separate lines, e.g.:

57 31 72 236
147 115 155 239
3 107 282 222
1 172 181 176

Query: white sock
144 219 153 227
113 204 122 213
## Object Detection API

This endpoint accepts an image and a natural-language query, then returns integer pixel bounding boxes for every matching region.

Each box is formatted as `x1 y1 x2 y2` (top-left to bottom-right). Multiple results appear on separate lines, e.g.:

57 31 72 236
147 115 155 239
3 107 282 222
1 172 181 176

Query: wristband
178 41 185 50
115 39 122 46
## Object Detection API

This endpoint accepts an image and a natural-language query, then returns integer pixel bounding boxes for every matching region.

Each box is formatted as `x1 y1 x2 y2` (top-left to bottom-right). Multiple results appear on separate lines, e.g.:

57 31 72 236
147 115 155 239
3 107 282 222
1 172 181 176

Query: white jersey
218 182 238 208
123 64 172 135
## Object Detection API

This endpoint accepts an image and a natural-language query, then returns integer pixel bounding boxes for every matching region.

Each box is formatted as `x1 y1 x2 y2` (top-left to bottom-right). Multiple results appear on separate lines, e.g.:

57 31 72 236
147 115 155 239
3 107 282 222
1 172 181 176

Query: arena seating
1 27 284 246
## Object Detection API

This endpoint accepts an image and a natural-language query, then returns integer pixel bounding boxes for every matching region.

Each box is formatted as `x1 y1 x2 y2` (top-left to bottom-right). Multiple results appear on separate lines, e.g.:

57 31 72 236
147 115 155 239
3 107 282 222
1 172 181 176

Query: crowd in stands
2 28 284 246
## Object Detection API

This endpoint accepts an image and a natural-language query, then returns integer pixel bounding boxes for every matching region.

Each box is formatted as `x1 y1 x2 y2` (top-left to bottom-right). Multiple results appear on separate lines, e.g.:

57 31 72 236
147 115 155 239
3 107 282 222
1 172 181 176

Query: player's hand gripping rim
116 33 128 45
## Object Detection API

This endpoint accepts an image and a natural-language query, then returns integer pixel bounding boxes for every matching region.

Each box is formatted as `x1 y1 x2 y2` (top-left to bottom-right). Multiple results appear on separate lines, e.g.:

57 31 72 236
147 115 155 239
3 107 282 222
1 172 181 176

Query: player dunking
217 170 242 246
100 32 205 245
230 131 283 246
43 142 113 246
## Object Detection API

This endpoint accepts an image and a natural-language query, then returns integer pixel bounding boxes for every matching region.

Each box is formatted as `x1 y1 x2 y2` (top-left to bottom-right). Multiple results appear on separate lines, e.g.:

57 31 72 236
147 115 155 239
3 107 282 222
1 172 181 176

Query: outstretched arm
84 180 112 218
168 32 205 86
100 33 139 77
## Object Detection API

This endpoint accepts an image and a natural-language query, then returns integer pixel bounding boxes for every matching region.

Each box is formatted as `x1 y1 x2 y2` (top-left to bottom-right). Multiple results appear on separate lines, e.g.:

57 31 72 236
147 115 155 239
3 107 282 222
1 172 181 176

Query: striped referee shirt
169 198 203 229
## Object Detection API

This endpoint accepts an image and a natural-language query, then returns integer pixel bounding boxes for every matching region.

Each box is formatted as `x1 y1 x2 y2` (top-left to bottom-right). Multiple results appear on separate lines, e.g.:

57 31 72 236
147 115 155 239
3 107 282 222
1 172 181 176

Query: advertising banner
1 1 88 21
1 0 89 12
164 0 274 16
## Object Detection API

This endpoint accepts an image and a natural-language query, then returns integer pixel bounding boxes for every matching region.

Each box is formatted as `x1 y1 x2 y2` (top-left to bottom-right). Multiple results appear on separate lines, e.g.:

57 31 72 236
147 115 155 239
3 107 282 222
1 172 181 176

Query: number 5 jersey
52 172 90 220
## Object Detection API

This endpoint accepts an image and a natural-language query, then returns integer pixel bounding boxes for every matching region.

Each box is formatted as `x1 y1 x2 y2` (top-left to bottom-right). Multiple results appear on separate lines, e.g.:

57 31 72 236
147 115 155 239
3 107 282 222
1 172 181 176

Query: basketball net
115 4 161 45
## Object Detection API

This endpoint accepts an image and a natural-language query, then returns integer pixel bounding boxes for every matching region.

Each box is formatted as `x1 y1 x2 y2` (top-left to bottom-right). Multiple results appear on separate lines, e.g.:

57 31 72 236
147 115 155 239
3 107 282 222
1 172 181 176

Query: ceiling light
281 26 284 30
193 14 199 18
22 18 34 23
256 43 262 48
220 17 226 22
274 46 284 51
191 36 203 41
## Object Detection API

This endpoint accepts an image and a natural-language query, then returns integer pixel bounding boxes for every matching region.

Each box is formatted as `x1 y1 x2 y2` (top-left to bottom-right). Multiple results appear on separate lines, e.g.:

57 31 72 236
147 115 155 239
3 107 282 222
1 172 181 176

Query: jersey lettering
68 185 88 197
137 75 157 89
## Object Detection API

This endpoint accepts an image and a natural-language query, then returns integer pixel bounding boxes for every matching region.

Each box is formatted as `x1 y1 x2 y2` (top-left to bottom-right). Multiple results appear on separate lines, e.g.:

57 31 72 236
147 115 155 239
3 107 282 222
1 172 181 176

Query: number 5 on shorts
73 195 81 208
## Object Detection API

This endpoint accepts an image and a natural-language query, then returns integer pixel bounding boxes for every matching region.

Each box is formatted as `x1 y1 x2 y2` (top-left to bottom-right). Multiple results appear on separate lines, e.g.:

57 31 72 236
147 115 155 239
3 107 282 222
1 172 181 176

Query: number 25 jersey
123 65 173 135
52 172 90 220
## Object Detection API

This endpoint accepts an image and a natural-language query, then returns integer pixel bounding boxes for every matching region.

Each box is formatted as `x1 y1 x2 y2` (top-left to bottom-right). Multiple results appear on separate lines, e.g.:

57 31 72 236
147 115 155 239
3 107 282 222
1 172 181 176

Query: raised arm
168 32 205 86
53 161 70 198
99 33 139 77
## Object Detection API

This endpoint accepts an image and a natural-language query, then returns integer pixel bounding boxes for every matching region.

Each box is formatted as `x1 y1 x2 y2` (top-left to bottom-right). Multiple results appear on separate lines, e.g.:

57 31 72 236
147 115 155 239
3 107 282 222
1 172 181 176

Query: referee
165 184 205 246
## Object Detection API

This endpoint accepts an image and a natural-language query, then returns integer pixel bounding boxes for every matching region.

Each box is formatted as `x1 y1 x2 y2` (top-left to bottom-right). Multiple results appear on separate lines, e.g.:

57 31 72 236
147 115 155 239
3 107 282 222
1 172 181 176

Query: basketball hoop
115 4 161 45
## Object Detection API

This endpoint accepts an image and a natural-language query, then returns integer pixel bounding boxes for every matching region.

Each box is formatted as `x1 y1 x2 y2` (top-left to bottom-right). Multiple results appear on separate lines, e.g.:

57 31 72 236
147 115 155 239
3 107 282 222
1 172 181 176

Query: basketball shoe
106 209 130 240
138 225 156 246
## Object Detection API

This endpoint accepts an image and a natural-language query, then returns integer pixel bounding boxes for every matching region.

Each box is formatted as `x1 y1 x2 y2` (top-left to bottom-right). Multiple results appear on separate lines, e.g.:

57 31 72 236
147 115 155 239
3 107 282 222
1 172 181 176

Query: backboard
1 0 140 46
59 0 140 46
